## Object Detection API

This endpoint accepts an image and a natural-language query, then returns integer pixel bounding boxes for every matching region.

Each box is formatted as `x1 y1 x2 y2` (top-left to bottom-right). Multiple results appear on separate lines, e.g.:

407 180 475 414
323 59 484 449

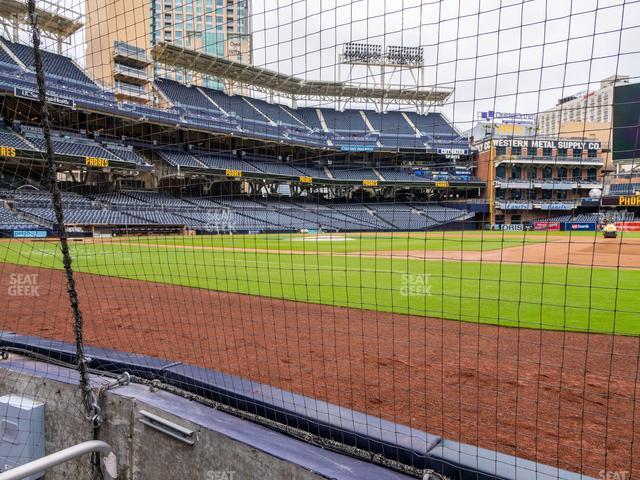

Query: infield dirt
1 258 638 477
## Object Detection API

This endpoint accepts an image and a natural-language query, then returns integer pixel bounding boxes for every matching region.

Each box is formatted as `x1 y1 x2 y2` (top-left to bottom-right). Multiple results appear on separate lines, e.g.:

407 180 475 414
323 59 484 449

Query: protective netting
0 0 639 478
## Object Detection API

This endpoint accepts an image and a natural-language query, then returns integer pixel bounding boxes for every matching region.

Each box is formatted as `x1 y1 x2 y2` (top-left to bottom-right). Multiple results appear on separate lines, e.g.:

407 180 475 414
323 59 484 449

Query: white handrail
0 440 116 480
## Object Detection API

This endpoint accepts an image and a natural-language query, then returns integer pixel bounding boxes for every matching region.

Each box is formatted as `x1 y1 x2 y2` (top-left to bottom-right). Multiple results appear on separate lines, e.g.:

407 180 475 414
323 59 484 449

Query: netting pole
26 2 102 478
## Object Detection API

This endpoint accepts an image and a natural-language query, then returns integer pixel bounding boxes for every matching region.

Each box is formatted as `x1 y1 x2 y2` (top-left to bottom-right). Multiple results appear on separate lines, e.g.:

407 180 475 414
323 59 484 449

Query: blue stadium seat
2 38 98 88
321 108 368 133
158 150 206 169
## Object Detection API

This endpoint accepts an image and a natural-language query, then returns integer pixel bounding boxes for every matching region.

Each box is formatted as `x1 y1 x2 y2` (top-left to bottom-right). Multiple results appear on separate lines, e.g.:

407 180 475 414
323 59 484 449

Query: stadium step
401 112 421 136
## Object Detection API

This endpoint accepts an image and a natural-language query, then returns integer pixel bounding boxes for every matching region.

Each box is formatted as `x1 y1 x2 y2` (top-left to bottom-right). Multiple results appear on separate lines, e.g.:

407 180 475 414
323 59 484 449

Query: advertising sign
12 230 47 238
533 222 561 231
562 223 596 231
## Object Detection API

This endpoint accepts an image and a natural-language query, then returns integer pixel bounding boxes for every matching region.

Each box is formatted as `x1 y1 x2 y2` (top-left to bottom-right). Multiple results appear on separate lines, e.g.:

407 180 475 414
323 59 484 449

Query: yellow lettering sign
619 196 640 206
85 157 109 167
362 179 379 187
495 124 524 135
435 181 450 188
225 169 242 177
0 146 16 157
299 176 312 184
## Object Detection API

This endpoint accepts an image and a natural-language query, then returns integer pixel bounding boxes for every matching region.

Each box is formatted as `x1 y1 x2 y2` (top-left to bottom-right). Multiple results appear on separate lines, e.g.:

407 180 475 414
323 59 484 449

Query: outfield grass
130 231 554 253
1 233 638 335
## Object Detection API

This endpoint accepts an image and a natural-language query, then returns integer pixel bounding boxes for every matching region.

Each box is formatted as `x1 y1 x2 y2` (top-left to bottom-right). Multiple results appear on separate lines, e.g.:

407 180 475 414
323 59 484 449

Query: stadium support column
489 139 496 227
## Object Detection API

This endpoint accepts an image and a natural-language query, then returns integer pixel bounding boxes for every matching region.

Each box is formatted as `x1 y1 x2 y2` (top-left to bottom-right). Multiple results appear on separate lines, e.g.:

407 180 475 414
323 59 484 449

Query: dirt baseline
367 235 640 268
1 263 638 477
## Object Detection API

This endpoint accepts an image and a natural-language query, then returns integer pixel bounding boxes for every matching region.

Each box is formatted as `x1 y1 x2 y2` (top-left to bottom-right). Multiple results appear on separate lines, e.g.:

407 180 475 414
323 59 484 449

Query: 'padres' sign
618 195 640 206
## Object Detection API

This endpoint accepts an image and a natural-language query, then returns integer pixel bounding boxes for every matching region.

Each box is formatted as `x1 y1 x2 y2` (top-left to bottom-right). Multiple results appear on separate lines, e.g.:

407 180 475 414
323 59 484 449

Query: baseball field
2 230 640 333
1 230 639 476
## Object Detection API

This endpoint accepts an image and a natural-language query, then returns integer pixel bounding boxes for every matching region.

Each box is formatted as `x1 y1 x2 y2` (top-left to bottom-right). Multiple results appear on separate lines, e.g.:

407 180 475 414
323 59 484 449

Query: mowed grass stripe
1 239 638 335
130 232 549 253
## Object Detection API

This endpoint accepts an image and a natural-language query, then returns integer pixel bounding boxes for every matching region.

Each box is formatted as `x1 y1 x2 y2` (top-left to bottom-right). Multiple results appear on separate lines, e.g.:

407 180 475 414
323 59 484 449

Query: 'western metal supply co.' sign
479 138 602 151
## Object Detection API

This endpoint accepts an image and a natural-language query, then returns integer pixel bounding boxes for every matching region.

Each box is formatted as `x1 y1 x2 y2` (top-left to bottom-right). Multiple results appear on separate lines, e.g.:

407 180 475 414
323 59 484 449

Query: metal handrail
0 440 116 480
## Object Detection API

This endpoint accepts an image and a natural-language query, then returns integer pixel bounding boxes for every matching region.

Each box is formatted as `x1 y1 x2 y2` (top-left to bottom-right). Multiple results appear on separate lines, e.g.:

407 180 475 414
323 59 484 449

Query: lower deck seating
0 206 39 229
2 190 473 232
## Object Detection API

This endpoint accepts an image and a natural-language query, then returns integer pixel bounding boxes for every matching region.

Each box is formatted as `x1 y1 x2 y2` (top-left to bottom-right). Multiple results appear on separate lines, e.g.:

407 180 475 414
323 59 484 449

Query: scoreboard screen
613 82 640 162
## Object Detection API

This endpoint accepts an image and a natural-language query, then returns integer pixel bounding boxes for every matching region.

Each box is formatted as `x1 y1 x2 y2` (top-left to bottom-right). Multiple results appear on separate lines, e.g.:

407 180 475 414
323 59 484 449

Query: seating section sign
0 146 17 157
85 157 110 168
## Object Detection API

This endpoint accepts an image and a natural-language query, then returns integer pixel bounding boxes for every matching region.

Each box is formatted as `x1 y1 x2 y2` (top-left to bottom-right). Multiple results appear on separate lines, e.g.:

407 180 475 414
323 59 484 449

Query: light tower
338 42 428 113
0 0 82 54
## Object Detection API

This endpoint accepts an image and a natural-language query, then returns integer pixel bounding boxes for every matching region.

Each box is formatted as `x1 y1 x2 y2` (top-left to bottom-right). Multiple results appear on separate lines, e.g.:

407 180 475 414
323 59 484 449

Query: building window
587 168 598 181
496 165 506 178
511 146 522 156
511 165 521 179
573 149 582 158
543 166 552 179
557 167 567 179
542 147 552 157
496 146 506 156
557 148 567 158
557 191 568 200
527 166 537 179
588 149 598 158
542 190 552 200
572 167 581 179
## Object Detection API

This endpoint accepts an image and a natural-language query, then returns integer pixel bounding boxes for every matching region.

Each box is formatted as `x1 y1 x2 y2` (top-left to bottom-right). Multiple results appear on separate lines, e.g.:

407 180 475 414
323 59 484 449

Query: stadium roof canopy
151 42 452 110
0 0 82 40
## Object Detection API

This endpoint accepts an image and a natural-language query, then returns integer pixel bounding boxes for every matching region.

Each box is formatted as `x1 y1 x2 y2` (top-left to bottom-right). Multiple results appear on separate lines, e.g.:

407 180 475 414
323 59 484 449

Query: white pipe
0 440 115 480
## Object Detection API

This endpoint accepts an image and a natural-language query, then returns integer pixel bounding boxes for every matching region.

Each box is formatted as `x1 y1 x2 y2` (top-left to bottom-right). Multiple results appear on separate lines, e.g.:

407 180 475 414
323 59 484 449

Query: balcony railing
113 41 152 66
494 178 602 189
115 82 149 99
495 155 603 165
114 63 150 85
496 200 582 210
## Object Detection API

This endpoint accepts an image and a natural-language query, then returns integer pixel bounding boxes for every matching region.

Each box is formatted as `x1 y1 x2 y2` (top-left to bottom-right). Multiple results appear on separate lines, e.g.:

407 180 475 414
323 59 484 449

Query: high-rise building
535 75 629 136
84 0 251 102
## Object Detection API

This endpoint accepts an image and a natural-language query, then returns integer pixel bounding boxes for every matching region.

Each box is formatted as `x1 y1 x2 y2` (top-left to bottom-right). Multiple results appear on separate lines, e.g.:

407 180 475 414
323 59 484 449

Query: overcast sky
25 0 640 129
248 0 640 127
